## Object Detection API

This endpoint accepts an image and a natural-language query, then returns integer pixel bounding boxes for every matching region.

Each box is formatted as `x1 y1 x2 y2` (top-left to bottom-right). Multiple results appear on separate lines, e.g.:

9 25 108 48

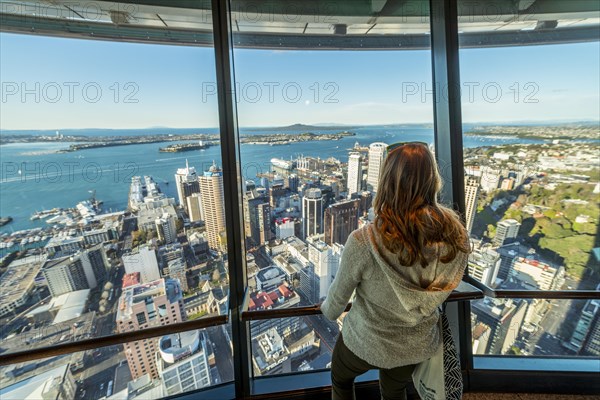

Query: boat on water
0 216 13 227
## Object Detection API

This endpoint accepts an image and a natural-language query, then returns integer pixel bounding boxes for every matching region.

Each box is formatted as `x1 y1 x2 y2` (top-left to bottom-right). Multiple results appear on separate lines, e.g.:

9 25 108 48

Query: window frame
0 0 599 398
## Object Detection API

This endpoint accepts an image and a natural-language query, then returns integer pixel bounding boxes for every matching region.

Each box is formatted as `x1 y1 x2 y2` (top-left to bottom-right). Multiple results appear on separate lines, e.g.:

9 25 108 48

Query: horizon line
2 119 599 132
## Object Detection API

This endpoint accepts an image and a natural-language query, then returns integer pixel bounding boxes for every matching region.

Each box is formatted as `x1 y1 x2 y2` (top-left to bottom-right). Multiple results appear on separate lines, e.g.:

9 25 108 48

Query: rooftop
116 278 182 322
248 284 296 311
256 266 286 283
158 330 202 365
0 362 70 400
0 255 45 309
122 272 141 288
51 289 91 324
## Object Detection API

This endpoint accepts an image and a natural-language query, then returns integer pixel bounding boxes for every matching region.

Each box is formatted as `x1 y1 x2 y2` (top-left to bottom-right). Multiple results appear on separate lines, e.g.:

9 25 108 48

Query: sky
0 32 599 130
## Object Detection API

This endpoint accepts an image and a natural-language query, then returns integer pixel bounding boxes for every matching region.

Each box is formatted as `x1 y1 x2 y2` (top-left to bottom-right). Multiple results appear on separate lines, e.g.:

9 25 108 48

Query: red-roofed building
511 257 564 291
122 272 141 288
248 283 298 312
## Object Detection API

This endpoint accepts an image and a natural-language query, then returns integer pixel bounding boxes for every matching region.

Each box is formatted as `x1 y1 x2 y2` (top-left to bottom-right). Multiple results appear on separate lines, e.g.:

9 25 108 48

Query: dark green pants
331 334 416 400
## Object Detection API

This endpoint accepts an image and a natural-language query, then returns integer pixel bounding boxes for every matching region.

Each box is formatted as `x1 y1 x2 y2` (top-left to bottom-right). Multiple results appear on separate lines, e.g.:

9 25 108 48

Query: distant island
246 123 357 132
159 141 213 153
465 123 599 140
0 129 356 152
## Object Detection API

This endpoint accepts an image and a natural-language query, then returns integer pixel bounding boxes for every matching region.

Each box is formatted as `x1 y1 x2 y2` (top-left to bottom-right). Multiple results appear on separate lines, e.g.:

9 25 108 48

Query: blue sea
0 125 545 235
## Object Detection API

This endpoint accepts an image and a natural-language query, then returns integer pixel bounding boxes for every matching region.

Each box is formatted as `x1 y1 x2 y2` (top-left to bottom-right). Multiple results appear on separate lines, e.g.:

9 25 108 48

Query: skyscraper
285 174 299 192
269 183 287 208
307 235 342 302
42 244 108 297
471 298 527 355
468 243 501 287
346 152 362 198
116 278 185 380
155 212 177 244
156 330 212 396
186 192 204 222
366 142 387 194
465 175 480 233
174 160 200 213
493 219 521 246
323 199 360 246
200 162 226 251
302 188 324 240
245 194 272 247
275 218 295 240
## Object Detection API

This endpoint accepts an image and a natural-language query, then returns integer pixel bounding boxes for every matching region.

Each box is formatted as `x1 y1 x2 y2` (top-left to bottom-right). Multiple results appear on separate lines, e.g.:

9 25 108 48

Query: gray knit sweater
321 223 468 369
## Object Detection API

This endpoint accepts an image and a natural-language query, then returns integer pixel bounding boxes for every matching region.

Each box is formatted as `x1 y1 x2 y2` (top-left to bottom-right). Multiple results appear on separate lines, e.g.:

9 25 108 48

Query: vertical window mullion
210 0 252 398
429 0 474 384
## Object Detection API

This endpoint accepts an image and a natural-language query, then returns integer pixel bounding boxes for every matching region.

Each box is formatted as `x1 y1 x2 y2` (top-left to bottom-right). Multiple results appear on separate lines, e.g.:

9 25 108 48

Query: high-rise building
323 199 360 246
346 152 362 198
275 218 295 240
174 160 200 213
568 291 600 354
480 166 501 192
199 163 226 251
42 245 108 297
510 257 564 291
468 243 501 287
465 175 480 233
302 188 324 239
122 245 161 283
165 258 188 292
156 330 212 396
116 278 185 380
471 298 527 355
496 242 521 282
186 192 204 222
307 235 342 302
366 142 387 193
156 212 177 244
285 174 299 192
158 243 185 274
493 219 521 246
581 293 600 356
245 193 272 247
351 191 373 217
269 183 287 208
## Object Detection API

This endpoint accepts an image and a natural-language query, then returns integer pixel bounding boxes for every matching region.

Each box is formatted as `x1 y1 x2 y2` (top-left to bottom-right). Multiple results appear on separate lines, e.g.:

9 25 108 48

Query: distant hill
246 123 355 132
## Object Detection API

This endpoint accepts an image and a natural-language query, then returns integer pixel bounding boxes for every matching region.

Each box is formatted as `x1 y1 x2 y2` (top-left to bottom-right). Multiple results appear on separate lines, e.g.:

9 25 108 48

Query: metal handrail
0 314 227 366
242 281 485 321
243 303 352 321
463 275 600 300
1 278 598 366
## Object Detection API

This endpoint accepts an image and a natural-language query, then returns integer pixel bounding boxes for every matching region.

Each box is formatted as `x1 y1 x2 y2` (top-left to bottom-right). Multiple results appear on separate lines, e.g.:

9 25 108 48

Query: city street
304 314 338 354
208 325 234 383
76 347 122 399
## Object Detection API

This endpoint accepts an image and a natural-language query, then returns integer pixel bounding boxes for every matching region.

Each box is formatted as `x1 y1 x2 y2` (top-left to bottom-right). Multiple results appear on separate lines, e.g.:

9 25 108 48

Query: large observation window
457 0 600 362
0 3 234 397
230 0 434 377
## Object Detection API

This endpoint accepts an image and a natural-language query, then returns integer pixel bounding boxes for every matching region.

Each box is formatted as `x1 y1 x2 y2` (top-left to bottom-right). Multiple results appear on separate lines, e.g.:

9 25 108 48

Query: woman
320 142 470 400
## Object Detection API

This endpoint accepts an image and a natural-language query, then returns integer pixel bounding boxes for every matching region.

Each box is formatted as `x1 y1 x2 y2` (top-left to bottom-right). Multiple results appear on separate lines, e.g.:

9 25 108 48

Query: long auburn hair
373 143 470 267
